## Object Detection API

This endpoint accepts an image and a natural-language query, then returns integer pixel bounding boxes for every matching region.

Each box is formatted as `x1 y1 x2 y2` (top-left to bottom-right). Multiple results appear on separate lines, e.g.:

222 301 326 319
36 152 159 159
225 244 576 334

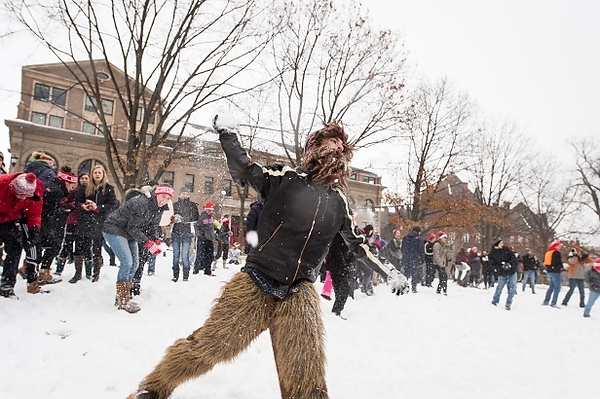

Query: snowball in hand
215 114 240 131
246 230 259 248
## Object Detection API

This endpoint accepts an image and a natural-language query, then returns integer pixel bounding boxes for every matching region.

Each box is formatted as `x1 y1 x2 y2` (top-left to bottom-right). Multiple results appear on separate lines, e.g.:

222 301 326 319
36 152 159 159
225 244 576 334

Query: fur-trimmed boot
38 268 61 285
69 255 84 283
27 279 50 294
92 256 103 282
116 281 140 313
84 259 93 279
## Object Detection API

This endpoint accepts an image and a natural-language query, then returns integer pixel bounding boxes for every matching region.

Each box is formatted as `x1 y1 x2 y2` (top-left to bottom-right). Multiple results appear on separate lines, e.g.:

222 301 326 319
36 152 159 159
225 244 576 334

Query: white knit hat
10 173 37 197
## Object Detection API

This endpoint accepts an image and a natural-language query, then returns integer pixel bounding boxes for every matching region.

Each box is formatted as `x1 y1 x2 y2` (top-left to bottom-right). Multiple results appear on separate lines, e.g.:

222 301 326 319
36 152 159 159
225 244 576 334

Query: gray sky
2 0 599 173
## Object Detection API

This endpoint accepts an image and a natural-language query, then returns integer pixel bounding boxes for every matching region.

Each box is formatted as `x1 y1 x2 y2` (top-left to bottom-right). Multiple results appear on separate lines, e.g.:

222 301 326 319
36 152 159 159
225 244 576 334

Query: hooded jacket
218 127 389 286
75 182 119 238
0 172 44 228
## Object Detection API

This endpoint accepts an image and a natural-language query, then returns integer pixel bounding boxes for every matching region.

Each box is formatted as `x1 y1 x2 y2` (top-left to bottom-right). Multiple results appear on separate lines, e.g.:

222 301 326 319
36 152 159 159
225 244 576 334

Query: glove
212 114 240 134
143 240 161 256
171 214 183 223
25 226 41 250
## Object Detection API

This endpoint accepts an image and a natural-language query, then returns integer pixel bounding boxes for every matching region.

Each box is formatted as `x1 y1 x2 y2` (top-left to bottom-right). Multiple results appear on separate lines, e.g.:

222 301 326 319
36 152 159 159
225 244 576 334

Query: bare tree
6 0 275 196
572 137 600 223
267 0 407 166
467 116 533 248
397 77 475 222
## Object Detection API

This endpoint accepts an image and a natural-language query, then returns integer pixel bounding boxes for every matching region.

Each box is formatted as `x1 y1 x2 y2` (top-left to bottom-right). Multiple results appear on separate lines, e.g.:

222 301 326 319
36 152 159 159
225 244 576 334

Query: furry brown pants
139 272 329 399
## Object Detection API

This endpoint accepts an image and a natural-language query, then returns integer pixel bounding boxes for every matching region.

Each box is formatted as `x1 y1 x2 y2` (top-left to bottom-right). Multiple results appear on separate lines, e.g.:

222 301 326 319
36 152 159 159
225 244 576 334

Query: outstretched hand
213 114 240 134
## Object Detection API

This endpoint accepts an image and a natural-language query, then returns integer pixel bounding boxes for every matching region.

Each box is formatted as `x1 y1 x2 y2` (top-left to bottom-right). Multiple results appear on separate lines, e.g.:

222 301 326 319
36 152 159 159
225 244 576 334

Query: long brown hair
85 165 107 197
300 122 354 189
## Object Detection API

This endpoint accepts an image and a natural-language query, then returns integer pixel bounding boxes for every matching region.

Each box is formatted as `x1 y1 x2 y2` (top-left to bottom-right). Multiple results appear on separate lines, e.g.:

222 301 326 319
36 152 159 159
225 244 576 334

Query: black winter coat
41 177 71 235
584 268 600 293
219 128 388 285
172 198 199 235
76 183 119 238
24 161 56 185
102 190 166 243
488 246 518 276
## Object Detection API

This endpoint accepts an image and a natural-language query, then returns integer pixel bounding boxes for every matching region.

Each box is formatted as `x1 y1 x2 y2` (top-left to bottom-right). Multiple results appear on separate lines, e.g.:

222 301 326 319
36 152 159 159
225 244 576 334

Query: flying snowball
246 230 259 248
215 114 240 131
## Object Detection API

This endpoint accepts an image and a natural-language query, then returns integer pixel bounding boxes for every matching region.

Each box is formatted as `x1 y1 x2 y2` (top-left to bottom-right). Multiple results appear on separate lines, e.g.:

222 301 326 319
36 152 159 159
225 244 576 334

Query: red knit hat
221 217 229 224
594 257 600 272
154 185 174 198
549 241 561 251
205 201 215 210
438 231 447 239
10 172 37 197
428 233 436 241
57 171 77 184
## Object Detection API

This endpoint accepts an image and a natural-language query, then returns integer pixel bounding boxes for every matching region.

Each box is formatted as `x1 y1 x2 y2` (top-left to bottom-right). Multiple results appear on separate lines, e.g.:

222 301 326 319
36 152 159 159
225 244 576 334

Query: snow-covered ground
1 250 598 399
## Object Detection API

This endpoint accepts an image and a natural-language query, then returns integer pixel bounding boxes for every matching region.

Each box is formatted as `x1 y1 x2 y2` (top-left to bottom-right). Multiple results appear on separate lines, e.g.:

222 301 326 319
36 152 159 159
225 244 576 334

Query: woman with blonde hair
69 165 119 283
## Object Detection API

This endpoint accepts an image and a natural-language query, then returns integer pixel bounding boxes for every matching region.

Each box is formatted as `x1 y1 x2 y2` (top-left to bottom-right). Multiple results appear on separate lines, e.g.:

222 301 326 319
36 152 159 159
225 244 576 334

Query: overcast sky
1 0 599 172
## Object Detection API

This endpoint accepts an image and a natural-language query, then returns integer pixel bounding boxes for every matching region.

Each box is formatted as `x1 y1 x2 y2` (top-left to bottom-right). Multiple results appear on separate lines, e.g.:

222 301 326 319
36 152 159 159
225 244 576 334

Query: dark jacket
544 250 564 273
75 183 119 238
196 210 215 241
488 246 518 276
172 198 199 235
102 190 166 243
218 128 388 285
522 253 538 271
245 201 263 232
584 268 600 293
424 241 434 265
401 230 424 264
41 177 71 235
24 161 56 186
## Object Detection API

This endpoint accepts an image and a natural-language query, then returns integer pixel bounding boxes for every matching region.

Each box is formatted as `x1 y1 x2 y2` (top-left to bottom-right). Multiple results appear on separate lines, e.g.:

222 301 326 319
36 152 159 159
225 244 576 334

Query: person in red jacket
0 172 44 298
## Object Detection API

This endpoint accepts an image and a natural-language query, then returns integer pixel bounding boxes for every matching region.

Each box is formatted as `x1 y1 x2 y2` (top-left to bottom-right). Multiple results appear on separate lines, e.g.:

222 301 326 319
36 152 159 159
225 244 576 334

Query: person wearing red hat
423 232 437 287
123 116 406 399
192 200 217 276
543 240 564 308
583 258 600 317
103 184 173 313
30 166 79 291
0 172 44 298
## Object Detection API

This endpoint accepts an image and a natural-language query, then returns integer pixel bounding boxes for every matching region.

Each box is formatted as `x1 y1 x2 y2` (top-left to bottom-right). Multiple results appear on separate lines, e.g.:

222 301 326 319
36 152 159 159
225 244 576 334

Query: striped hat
593 257 600 272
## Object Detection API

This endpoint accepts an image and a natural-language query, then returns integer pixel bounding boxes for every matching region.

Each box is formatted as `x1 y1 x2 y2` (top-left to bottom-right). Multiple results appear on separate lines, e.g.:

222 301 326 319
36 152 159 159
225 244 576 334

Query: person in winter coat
401 226 424 293
244 200 263 254
489 236 518 310
521 248 537 293
24 151 56 186
70 165 119 283
454 247 469 283
481 250 493 289
103 185 173 313
386 229 402 271
423 233 436 287
55 172 89 275
543 241 564 307
583 258 600 318
193 201 217 276
324 233 357 316
124 116 405 399
213 216 232 269
561 246 593 307
468 247 482 288
433 231 451 295
34 167 79 289
170 187 199 282
0 172 44 298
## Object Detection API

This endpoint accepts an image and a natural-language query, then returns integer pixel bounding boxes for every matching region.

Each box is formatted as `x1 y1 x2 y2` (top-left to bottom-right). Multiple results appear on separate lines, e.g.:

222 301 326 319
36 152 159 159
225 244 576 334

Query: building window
145 134 153 146
83 121 99 135
34 84 50 101
365 199 375 211
31 112 46 125
204 176 214 194
185 174 195 192
51 87 67 106
362 176 376 184
148 110 156 124
462 233 470 243
85 96 96 112
102 99 114 115
162 171 174 187
48 115 64 128
136 108 142 122
78 159 106 175
350 173 357 181
223 179 232 196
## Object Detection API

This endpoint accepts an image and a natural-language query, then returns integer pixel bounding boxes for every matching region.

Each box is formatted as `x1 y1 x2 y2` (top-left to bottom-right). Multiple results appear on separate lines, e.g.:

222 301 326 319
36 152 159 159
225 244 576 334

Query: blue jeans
562 278 585 306
544 272 562 306
492 272 517 306
522 270 536 292
584 290 599 317
172 233 192 272
103 233 139 282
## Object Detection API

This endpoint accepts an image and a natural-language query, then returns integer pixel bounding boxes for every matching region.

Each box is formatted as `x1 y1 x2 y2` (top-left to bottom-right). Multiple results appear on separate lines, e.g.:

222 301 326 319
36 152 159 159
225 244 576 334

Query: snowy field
1 250 598 399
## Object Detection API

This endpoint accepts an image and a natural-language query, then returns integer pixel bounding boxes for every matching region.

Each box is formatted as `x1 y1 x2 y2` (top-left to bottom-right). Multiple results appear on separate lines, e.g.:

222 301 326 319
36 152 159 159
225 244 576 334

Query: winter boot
84 259 93 279
38 268 62 285
172 269 179 282
116 281 140 313
91 256 103 282
27 280 50 294
0 285 17 299
54 257 66 275
69 255 84 283
183 270 189 281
